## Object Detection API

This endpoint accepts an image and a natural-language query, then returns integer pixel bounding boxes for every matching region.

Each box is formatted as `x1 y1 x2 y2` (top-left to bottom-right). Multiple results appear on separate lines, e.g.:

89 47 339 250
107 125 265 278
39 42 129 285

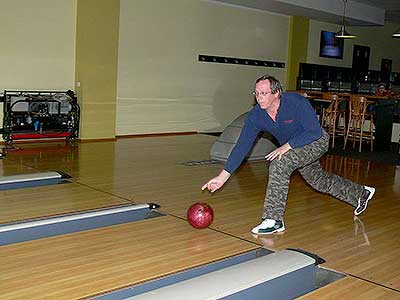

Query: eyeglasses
252 91 273 97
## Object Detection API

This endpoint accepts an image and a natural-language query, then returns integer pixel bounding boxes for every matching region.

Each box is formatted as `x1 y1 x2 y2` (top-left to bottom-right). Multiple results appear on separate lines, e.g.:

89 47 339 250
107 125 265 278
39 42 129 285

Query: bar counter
290 90 399 151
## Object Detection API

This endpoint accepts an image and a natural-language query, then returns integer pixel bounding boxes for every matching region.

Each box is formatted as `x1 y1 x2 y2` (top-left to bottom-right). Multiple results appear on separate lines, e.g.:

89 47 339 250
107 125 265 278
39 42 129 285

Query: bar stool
321 93 346 148
343 95 374 152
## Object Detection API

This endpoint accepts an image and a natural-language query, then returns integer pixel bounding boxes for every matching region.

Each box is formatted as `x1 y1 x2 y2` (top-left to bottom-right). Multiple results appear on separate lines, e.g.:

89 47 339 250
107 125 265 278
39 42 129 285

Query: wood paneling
0 183 130 224
1 135 399 299
1 216 257 300
298 277 400 299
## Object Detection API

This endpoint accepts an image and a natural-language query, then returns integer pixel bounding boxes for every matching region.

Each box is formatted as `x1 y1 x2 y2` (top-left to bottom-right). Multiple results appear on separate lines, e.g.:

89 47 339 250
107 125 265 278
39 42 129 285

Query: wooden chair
343 95 374 152
321 93 346 148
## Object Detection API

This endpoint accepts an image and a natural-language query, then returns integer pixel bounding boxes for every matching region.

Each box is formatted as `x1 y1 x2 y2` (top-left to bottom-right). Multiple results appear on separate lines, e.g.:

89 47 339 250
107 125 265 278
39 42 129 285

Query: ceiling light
335 0 356 39
336 25 356 39
392 28 400 38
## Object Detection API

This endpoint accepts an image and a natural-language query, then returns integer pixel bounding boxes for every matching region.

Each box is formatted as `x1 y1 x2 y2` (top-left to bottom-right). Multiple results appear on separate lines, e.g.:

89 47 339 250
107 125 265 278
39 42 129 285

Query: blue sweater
224 92 323 174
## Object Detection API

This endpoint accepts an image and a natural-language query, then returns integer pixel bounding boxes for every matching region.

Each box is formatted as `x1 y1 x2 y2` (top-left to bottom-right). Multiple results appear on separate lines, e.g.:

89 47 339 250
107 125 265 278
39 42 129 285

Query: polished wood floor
1 134 399 299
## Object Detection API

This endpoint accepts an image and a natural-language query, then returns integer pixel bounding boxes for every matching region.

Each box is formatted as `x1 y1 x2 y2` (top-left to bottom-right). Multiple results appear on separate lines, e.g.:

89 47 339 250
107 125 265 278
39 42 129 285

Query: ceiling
355 0 400 23
211 0 400 26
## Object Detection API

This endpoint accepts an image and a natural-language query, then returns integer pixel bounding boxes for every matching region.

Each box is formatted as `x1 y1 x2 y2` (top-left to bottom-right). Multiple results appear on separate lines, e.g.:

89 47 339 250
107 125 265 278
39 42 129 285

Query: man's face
254 80 280 110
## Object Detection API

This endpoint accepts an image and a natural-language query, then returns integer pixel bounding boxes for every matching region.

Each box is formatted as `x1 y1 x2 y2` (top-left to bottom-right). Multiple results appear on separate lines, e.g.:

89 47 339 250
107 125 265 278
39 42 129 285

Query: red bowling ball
187 202 214 229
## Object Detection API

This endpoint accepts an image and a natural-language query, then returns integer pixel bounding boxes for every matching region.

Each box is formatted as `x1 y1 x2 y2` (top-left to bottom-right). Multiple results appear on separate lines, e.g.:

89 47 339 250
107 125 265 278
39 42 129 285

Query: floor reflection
353 216 370 247
322 155 371 181
252 231 285 248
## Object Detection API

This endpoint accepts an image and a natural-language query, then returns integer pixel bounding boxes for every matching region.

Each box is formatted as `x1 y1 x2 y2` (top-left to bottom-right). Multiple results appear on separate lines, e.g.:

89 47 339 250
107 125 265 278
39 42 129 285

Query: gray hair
255 74 283 95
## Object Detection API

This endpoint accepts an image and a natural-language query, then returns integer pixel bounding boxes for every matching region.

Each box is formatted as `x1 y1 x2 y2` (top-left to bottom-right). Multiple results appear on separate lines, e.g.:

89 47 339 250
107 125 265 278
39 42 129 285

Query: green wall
1 1 398 139
286 16 309 91
116 0 290 135
75 0 120 140
307 20 400 71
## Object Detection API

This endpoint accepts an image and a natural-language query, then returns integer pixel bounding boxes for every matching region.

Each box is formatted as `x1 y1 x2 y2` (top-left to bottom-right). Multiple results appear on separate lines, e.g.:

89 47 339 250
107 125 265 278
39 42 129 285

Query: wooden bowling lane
298 276 400 299
3 141 108 181
0 215 259 300
0 182 131 224
2 135 400 299
0 153 42 176
2 135 219 199
219 159 400 292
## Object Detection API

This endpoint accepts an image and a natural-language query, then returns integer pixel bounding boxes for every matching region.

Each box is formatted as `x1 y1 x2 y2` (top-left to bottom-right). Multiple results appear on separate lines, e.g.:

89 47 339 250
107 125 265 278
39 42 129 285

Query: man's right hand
201 170 231 193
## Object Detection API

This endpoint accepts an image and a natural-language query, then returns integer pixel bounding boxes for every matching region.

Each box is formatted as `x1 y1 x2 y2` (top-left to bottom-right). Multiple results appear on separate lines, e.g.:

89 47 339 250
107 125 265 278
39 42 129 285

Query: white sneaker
354 186 375 216
251 219 285 235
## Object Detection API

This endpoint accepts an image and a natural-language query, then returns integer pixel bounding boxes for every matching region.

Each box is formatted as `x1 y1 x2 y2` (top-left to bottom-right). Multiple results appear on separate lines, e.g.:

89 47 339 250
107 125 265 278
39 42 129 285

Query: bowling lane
2 136 221 199
1 215 259 300
298 276 400 299
0 154 42 176
0 182 131 224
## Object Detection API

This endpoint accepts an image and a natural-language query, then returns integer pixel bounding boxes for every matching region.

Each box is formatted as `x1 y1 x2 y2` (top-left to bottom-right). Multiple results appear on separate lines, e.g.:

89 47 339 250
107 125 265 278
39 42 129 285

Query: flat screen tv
319 30 344 59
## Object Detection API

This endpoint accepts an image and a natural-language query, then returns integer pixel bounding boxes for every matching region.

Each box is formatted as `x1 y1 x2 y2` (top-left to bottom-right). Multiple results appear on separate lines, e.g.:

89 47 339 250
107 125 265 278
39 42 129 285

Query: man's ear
274 91 281 98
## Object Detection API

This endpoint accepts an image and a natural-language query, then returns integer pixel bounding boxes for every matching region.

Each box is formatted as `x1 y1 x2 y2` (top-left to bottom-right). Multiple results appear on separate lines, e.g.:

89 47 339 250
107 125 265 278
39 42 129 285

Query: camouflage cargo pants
262 131 364 221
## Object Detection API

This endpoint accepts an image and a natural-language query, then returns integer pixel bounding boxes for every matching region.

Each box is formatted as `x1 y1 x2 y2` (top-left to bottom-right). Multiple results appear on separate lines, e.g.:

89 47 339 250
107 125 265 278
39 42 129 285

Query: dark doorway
380 58 392 82
352 45 370 81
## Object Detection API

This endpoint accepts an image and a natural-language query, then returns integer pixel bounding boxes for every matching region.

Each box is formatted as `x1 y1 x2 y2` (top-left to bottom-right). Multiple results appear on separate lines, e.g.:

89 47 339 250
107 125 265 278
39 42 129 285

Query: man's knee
269 157 294 176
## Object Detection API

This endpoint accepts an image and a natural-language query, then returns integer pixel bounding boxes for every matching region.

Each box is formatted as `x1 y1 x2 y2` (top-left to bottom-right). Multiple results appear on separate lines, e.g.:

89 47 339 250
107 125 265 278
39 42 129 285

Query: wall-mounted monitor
319 30 344 59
